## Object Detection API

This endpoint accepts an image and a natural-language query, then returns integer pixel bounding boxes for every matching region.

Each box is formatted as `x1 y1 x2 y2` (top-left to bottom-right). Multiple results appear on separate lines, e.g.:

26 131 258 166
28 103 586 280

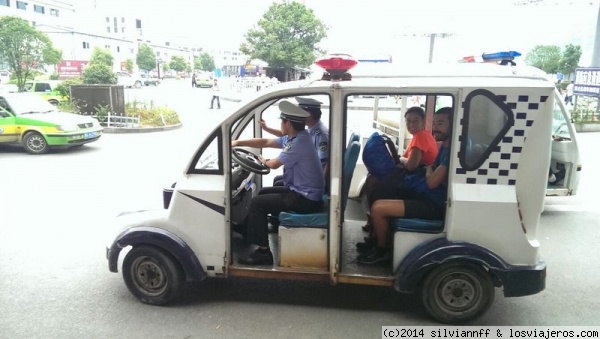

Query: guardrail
90 112 140 128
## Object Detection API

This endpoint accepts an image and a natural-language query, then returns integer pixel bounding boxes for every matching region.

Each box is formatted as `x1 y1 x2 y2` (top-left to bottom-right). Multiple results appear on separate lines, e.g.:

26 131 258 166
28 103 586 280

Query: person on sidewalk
191 73 197 88
210 79 221 109
232 100 325 265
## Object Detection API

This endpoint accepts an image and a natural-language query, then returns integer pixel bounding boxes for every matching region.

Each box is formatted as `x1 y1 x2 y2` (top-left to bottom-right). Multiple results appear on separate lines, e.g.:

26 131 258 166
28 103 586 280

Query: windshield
8 94 58 115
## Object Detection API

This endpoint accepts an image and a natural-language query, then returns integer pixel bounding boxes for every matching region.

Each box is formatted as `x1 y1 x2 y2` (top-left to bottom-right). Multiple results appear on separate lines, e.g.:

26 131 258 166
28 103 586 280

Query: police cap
295 96 322 110
279 100 310 123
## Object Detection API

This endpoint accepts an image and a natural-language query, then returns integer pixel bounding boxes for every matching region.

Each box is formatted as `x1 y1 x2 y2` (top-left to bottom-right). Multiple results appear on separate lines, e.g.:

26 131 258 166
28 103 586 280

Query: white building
1 0 194 75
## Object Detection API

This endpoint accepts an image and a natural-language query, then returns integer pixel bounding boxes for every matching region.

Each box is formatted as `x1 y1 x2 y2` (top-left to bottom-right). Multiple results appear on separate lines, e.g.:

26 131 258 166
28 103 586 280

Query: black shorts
404 199 445 220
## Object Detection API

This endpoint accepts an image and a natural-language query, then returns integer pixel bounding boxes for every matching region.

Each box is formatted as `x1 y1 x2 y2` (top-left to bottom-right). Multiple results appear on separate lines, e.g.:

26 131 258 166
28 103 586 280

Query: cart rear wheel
421 262 494 324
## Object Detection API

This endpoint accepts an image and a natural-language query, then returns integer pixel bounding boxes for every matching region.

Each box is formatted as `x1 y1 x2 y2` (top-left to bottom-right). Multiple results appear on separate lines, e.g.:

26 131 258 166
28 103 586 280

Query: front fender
107 226 206 282
394 238 545 297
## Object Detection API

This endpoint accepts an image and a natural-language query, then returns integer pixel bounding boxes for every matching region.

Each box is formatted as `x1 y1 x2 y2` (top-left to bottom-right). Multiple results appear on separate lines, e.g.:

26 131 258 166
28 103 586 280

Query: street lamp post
157 58 162 79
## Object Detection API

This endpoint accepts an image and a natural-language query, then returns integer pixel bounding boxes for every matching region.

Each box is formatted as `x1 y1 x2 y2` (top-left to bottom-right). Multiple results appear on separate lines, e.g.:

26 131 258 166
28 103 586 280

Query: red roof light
315 54 358 72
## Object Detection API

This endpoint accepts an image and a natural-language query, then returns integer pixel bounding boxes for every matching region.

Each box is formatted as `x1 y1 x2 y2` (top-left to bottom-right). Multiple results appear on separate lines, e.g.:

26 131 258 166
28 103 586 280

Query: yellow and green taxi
24 80 66 105
0 92 103 154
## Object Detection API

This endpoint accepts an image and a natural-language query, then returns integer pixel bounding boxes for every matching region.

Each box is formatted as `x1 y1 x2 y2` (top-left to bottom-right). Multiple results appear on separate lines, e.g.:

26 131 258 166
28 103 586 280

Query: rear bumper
497 259 546 297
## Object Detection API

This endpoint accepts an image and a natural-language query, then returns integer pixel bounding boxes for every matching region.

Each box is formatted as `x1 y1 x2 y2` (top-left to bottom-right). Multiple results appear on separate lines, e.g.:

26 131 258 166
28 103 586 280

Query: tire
22 131 49 154
48 99 59 106
134 81 142 89
421 262 495 324
122 245 184 305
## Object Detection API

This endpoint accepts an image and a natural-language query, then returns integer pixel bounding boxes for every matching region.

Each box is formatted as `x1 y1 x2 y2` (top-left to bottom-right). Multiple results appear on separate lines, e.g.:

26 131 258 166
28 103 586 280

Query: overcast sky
97 0 600 65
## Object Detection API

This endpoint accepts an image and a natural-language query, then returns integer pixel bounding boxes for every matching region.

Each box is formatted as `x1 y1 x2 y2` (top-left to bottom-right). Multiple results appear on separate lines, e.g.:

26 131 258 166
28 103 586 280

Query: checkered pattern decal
454 92 549 186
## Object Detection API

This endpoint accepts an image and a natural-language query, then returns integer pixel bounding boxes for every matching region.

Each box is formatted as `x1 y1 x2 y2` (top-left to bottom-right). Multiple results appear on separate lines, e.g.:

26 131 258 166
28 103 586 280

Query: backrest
342 141 361 210
347 132 360 149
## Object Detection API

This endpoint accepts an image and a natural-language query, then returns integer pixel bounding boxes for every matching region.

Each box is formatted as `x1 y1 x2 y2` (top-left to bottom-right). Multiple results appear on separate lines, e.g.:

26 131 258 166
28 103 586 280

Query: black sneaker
356 236 376 252
358 248 390 265
238 249 274 265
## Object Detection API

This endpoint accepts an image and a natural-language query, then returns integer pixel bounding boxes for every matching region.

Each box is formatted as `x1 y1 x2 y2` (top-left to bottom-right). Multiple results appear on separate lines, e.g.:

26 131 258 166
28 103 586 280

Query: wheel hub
441 277 476 308
132 258 168 296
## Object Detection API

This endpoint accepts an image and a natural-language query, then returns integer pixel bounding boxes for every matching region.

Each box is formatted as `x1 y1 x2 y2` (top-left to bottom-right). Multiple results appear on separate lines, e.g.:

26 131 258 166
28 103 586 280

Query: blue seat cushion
392 218 444 233
278 212 328 229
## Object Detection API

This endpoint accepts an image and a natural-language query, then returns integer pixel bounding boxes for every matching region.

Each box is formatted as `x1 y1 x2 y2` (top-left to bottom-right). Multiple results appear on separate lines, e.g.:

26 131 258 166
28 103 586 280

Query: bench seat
391 218 444 233
278 211 328 229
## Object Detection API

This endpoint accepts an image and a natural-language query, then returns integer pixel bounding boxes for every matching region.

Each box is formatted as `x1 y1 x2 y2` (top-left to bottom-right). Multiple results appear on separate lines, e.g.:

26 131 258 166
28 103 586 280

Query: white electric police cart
106 53 581 323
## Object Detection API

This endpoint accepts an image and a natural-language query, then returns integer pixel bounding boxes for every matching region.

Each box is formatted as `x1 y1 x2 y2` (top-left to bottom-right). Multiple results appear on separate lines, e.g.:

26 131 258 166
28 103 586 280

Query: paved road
1 81 599 338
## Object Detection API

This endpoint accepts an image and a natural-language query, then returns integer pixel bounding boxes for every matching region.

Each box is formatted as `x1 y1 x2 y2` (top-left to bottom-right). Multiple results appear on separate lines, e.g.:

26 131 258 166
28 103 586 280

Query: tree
559 44 582 76
43 46 63 70
162 61 170 73
193 55 202 71
0 16 59 91
89 47 114 68
198 52 215 72
136 43 156 72
239 1 327 81
124 59 134 74
169 55 187 72
525 45 562 74
82 47 116 84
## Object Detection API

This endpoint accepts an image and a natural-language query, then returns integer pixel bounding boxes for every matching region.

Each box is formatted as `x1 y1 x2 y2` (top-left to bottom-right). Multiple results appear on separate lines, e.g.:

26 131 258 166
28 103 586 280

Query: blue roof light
482 51 522 61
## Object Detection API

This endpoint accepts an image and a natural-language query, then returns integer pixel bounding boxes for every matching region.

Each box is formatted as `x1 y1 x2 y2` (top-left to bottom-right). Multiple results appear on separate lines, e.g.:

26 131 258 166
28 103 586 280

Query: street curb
102 123 183 134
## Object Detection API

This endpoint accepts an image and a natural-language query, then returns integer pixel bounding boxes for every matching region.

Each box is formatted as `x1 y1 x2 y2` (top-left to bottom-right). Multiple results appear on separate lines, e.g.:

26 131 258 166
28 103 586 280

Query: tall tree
559 44 582 76
82 47 116 84
193 55 202 71
0 16 58 91
169 55 187 72
124 59 134 73
525 45 562 74
136 43 156 72
198 52 215 72
239 1 327 81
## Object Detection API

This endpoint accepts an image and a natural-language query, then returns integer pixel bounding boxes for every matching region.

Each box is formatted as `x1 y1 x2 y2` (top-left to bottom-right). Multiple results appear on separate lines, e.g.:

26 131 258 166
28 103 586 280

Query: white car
116 71 143 89
0 70 10 85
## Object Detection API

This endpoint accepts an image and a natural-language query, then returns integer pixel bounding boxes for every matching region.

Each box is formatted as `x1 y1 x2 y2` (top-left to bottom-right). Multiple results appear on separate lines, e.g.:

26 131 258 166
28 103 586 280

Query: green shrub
54 77 83 100
57 100 80 113
49 73 59 80
82 64 117 84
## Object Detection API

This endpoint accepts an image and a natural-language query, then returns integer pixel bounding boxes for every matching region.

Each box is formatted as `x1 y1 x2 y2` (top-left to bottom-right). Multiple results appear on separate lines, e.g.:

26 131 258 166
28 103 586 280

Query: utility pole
425 33 453 63
592 4 600 66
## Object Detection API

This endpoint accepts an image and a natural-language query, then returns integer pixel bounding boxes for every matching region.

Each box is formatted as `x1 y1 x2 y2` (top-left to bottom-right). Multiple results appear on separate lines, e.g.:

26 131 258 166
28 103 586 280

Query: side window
189 129 222 174
34 83 45 92
0 97 11 115
460 89 514 170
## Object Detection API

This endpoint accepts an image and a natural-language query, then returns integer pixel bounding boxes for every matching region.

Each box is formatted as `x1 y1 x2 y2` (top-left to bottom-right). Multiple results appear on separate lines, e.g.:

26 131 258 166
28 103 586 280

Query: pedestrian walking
191 73 197 88
210 79 221 109
565 81 574 105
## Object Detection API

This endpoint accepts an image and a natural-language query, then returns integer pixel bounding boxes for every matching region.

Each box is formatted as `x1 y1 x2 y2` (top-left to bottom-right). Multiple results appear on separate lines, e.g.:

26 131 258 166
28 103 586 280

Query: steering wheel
232 147 270 175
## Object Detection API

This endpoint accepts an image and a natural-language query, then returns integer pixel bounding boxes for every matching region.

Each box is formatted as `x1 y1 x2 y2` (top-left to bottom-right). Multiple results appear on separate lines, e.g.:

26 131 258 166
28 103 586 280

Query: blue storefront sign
574 68 600 96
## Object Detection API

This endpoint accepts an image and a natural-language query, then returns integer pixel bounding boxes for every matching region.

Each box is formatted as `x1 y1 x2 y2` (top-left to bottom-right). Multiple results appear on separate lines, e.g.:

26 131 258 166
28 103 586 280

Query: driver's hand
258 154 268 166
232 140 239 147
259 119 268 130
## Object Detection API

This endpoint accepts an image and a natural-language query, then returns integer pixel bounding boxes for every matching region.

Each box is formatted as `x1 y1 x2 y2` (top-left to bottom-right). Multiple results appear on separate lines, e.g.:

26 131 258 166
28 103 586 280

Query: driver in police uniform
231 100 325 265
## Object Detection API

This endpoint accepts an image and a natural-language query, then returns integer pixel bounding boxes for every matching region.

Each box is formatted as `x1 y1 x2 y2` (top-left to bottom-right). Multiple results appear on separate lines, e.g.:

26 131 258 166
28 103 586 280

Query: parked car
24 80 66 105
195 74 213 88
117 71 143 89
0 92 103 154
143 74 161 86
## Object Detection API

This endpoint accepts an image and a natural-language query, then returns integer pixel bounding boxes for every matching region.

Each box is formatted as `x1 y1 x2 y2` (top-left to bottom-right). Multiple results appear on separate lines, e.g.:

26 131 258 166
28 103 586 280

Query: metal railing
91 112 140 128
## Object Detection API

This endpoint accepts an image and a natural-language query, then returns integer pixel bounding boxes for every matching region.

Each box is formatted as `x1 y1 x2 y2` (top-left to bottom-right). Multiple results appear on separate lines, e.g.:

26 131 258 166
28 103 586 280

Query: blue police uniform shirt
275 130 325 201
308 120 329 167
403 145 450 208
